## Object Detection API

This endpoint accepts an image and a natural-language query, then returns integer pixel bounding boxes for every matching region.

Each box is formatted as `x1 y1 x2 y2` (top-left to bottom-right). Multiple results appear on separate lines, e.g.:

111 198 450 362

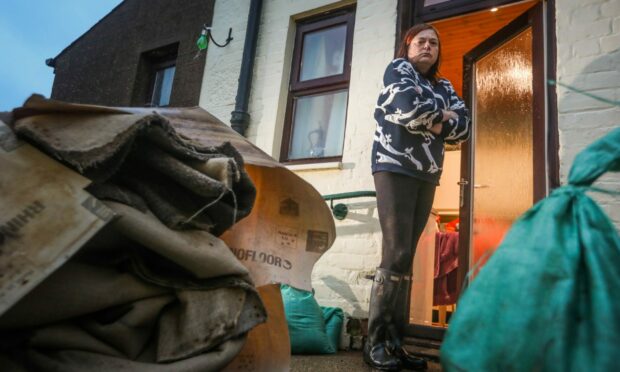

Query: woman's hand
430 110 457 135
429 123 442 135
442 110 458 122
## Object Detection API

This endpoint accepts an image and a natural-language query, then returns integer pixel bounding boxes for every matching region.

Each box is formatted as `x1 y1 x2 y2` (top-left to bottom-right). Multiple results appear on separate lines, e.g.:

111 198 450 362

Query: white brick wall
199 0 250 125
556 0 620 228
249 0 396 317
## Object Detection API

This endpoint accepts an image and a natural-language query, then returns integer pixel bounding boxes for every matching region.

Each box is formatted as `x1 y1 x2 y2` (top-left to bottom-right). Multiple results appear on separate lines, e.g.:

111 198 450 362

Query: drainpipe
230 0 263 136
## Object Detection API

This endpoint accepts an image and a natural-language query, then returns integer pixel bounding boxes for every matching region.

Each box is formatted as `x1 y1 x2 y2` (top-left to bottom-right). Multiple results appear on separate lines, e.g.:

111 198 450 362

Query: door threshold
403 336 442 360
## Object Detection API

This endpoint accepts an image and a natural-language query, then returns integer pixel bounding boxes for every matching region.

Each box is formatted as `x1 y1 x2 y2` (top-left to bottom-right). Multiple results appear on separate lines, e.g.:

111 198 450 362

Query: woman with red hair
366 23 470 371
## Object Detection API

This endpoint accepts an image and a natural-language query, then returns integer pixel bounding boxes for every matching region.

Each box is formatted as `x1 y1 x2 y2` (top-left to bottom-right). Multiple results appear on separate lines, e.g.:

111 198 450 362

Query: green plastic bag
441 128 620 372
281 285 335 354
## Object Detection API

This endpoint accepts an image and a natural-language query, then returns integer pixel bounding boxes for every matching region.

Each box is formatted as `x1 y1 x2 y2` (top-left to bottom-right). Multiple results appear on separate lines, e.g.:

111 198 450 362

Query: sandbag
321 306 344 352
441 128 620 372
281 285 335 354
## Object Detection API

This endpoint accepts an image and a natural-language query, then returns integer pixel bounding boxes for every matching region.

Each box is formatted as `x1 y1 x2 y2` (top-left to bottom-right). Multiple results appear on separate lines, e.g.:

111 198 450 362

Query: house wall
199 0 249 121
556 0 620 228
201 0 398 317
51 0 214 107
200 0 620 317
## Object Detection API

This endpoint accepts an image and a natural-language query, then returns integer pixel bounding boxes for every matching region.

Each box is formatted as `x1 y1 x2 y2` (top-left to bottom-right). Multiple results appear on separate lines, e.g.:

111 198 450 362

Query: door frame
400 0 557 342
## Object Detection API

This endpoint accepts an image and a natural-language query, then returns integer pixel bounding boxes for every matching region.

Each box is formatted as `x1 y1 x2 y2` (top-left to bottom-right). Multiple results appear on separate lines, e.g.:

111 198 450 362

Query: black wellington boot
388 274 428 371
363 268 403 371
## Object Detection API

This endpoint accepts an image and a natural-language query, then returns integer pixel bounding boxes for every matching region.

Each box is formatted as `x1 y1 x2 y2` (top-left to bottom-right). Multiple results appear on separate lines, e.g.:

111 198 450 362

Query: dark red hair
396 23 442 84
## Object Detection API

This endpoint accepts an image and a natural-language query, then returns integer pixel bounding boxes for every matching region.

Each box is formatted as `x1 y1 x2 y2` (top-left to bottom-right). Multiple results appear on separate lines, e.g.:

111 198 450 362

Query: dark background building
47 0 214 107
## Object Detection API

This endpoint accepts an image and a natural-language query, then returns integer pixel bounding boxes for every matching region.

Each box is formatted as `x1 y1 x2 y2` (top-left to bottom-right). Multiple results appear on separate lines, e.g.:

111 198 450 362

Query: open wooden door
457 2 547 291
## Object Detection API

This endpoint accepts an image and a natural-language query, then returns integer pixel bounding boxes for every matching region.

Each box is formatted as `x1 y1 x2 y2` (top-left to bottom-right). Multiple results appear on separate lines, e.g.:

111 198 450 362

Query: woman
365 24 470 371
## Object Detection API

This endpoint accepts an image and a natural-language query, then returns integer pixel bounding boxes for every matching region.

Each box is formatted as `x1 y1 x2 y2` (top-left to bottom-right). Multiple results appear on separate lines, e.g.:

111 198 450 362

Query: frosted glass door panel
300 25 347 81
471 28 533 271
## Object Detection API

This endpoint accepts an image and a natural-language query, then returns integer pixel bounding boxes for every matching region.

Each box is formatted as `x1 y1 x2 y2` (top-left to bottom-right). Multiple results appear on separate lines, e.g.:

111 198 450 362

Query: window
132 43 178 107
280 8 355 163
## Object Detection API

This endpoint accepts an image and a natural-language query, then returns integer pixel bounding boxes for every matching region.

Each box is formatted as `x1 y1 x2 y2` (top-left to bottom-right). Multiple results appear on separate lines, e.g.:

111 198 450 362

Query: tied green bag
321 306 344 353
281 285 341 354
441 128 620 372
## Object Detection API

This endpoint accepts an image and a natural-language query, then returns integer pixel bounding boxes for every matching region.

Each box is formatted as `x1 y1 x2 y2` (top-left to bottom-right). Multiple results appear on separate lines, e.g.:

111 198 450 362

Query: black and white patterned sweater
371 58 470 185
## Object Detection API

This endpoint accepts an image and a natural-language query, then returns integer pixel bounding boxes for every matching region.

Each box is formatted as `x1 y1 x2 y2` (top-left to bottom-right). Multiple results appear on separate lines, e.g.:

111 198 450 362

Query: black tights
374 171 436 274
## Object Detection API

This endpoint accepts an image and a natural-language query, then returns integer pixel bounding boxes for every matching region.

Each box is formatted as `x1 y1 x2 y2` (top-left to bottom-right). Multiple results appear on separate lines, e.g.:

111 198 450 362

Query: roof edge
52 1 127 61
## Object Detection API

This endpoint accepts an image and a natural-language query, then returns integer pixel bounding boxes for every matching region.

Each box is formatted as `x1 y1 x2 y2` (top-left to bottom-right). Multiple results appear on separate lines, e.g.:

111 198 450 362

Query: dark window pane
151 65 175 106
300 24 347 81
288 90 348 159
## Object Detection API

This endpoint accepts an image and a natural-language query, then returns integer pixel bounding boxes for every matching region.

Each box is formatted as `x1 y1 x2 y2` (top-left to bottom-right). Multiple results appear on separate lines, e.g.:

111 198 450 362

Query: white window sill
285 161 342 172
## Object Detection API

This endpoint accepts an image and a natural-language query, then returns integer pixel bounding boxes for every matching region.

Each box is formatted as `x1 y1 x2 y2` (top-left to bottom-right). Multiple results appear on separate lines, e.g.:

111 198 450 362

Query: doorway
404 0 552 341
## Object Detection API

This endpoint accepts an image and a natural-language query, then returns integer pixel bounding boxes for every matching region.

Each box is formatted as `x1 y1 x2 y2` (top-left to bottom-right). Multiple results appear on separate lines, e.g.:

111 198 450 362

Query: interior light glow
490 7 499 12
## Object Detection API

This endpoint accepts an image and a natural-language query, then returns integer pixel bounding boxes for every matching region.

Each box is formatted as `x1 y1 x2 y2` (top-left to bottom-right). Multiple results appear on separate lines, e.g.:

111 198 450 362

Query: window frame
280 7 355 164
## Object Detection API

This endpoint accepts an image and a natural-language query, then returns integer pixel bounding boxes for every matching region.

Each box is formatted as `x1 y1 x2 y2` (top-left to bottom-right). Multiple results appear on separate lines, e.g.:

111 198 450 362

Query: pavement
291 351 442 372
